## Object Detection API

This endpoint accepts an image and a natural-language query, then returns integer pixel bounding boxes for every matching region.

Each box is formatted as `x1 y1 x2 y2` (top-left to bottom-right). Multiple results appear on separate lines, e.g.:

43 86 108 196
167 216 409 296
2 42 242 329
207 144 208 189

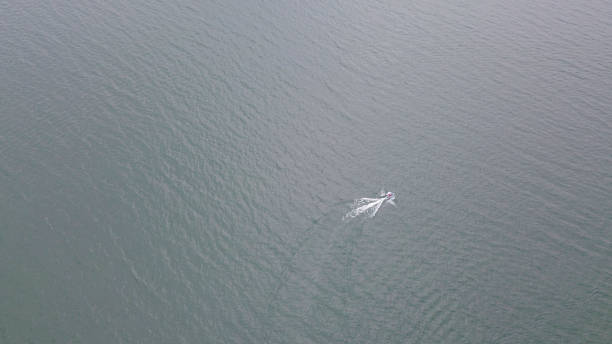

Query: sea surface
1 1 611 343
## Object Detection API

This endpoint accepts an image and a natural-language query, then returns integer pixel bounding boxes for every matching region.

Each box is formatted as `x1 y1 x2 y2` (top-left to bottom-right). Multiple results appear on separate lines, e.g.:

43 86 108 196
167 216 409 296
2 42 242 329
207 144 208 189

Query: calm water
1 1 611 343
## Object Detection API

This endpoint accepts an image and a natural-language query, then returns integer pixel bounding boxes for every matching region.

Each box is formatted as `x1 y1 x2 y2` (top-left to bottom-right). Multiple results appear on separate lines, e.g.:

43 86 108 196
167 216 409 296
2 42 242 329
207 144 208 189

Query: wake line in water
344 191 396 220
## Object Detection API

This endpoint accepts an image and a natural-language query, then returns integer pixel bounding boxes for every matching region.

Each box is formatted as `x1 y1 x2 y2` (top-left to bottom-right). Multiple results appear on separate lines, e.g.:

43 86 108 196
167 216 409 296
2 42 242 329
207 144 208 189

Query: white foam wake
343 191 395 219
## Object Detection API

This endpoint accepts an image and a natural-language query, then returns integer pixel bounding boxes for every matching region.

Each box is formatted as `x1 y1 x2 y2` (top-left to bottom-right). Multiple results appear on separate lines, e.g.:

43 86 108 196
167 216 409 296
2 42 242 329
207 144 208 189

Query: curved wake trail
344 198 385 219
344 191 396 220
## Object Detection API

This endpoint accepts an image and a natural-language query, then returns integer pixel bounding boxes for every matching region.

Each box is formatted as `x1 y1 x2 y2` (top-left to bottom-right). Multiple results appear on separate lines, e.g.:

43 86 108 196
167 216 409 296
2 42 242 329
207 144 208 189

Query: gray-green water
2 1 611 343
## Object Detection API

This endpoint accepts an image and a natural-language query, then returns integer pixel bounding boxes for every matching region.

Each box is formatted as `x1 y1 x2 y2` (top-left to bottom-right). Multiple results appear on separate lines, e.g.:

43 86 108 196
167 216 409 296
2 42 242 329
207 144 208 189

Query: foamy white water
344 191 396 219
